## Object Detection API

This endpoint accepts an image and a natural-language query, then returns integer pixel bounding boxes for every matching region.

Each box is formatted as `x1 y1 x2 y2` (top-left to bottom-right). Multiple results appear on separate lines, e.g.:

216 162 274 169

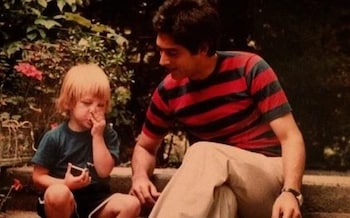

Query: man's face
156 33 205 80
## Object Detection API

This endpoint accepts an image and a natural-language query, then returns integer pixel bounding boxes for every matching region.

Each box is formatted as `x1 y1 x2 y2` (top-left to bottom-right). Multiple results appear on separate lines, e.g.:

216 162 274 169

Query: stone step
2 166 350 216
1 210 39 218
1 210 149 218
304 213 350 218
2 211 350 218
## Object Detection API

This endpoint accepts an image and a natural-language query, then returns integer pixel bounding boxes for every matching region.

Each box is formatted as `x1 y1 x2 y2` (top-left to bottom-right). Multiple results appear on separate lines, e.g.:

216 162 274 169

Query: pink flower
11 179 23 191
0 178 23 211
14 62 43 81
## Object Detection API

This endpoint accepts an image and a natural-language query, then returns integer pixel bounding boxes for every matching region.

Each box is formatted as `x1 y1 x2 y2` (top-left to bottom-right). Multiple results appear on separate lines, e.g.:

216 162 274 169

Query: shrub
0 0 134 146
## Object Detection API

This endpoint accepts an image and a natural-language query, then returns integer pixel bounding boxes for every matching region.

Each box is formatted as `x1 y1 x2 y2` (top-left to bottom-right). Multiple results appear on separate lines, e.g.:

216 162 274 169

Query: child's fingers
67 163 72 173
91 111 105 120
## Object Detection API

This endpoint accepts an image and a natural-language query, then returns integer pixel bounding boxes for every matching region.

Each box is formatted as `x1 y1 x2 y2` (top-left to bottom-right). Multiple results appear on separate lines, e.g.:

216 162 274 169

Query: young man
130 0 305 217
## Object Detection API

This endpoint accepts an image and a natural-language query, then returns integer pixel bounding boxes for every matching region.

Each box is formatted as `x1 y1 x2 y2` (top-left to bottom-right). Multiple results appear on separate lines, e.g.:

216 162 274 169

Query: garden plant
1 0 350 170
0 0 135 158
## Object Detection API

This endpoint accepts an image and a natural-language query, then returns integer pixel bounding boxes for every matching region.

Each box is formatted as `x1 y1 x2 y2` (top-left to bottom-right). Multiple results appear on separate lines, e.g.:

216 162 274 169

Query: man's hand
64 163 91 190
129 175 161 206
272 192 302 218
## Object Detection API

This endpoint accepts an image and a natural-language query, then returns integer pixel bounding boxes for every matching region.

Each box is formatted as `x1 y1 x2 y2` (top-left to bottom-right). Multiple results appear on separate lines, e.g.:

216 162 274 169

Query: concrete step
1 210 149 218
0 210 39 218
4 210 349 218
2 166 350 216
2 211 350 218
304 213 350 218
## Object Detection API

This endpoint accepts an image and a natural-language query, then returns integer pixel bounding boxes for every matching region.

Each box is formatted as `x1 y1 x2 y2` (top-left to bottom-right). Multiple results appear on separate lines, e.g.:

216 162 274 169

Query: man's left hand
272 191 302 218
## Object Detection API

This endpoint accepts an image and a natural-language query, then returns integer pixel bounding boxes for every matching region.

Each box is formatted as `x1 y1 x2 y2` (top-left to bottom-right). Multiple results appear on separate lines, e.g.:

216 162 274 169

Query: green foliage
0 0 134 140
324 136 350 170
1 0 84 45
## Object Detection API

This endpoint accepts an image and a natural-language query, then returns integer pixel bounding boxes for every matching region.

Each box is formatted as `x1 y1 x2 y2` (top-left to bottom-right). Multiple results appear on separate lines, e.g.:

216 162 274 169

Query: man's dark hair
153 0 221 56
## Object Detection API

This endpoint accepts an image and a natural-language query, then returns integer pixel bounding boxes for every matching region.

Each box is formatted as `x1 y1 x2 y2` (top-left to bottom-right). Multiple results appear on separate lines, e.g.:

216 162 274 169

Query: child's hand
65 163 91 190
90 111 106 136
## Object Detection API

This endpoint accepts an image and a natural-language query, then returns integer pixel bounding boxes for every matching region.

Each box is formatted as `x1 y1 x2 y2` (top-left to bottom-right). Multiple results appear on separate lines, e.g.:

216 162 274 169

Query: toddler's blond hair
56 63 111 117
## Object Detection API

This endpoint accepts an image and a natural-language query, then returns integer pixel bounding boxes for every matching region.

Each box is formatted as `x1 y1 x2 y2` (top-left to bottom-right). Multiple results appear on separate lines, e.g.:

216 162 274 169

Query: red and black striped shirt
142 51 292 156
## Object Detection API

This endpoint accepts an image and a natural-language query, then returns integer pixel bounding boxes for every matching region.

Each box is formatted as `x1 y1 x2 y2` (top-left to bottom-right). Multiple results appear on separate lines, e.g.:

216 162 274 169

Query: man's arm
130 132 163 205
270 112 306 217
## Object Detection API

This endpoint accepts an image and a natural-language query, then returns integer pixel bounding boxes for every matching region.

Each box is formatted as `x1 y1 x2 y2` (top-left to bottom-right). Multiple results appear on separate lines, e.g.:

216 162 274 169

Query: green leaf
71 4 77 12
4 3 10 10
27 32 38 41
64 12 91 28
76 0 84 6
5 96 24 105
34 18 62 29
30 8 42 16
57 0 66 12
91 23 108 33
103 27 128 46
38 29 47 38
66 0 76 6
37 0 48 8
26 25 37 33
4 42 23 58
53 15 65 19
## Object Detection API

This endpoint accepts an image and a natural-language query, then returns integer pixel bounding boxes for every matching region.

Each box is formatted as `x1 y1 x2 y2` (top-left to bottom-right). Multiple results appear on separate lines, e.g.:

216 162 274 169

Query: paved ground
1 210 39 218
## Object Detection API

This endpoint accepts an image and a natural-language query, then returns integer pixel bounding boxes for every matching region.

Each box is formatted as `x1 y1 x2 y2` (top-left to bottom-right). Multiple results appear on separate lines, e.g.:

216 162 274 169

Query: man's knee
186 141 214 157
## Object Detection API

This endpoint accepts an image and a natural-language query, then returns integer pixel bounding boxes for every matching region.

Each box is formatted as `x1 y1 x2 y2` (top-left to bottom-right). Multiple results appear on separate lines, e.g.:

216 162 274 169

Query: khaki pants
149 142 283 218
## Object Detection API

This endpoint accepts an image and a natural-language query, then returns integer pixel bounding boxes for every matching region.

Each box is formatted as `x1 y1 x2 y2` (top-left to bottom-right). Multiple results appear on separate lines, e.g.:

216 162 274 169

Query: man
130 0 305 217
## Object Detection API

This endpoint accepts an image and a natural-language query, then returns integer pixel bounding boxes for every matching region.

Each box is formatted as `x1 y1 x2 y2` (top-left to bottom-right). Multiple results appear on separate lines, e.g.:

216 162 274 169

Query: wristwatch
281 187 303 206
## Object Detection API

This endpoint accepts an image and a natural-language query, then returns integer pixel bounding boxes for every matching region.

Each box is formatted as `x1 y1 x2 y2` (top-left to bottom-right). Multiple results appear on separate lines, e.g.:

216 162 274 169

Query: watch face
297 194 303 206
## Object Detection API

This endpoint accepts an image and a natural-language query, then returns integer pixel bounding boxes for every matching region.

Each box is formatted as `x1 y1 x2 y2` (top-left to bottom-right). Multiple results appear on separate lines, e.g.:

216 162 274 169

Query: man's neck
192 54 218 80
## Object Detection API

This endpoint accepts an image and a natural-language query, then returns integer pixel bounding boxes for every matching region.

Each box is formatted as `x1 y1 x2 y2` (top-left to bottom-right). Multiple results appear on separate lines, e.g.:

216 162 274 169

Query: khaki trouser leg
149 142 283 218
208 185 238 218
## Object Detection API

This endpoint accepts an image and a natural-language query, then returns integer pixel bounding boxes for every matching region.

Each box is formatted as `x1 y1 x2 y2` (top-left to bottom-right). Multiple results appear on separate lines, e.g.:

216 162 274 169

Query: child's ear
65 100 76 110
62 101 75 116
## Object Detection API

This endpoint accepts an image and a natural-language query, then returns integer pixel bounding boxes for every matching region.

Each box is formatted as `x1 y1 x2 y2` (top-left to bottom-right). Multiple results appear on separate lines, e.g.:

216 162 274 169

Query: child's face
68 93 107 131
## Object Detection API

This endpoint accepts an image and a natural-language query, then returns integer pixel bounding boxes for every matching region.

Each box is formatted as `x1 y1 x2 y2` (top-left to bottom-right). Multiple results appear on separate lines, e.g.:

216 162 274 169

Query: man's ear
198 43 209 56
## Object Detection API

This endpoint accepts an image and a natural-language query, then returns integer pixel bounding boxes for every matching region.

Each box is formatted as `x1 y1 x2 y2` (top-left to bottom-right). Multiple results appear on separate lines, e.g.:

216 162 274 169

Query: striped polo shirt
142 51 292 156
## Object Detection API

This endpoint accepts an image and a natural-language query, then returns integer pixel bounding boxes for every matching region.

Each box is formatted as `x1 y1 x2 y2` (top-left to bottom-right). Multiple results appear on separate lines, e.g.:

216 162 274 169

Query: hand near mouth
90 111 106 136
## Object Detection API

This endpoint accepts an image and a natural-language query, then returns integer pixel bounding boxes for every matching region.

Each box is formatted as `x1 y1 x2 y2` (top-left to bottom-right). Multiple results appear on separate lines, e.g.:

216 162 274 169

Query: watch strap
281 187 303 206
281 187 300 196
